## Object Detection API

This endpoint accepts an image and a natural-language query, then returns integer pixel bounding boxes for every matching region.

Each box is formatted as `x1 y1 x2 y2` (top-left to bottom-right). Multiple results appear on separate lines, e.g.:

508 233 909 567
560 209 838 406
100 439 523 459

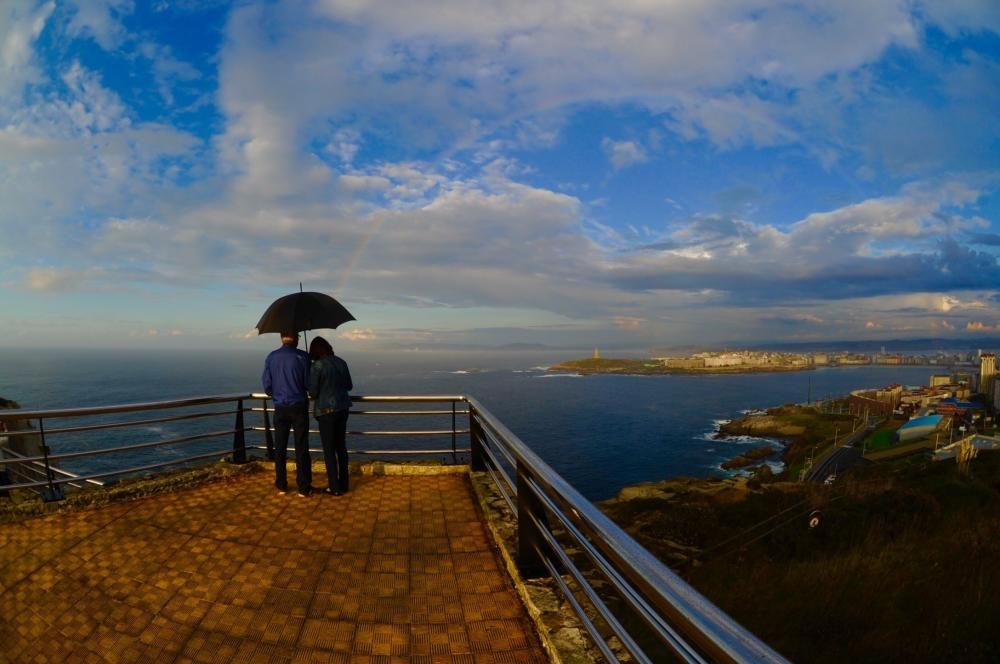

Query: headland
550 350 813 375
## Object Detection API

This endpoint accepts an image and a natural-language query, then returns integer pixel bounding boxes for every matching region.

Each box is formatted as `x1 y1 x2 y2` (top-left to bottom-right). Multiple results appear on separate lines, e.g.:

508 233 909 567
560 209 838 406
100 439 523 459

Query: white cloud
23 267 79 291
0 1 54 99
613 316 644 330
602 138 647 170
66 0 133 50
138 41 201 104
340 328 376 342
664 93 800 150
210 0 929 197
59 61 130 133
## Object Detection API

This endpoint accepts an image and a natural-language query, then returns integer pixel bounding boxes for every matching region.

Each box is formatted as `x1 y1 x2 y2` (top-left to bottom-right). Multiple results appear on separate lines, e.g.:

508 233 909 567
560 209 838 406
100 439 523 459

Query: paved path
0 472 548 663
807 445 866 482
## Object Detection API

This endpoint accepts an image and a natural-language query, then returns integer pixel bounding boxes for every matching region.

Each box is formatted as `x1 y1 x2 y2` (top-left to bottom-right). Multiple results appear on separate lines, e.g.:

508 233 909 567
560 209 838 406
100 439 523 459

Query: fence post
516 462 546 578
468 404 485 472
38 419 64 502
232 399 247 464
262 398 275 461
451 401 458 464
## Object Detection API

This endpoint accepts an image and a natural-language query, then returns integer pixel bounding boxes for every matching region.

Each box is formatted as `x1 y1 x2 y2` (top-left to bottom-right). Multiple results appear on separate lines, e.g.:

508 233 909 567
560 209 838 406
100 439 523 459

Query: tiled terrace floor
0 472 549 663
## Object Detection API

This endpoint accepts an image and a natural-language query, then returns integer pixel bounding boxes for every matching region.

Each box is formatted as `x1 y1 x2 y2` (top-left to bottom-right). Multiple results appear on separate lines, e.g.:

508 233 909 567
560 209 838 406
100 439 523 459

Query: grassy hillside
552 358 665 373
600 453 1000 663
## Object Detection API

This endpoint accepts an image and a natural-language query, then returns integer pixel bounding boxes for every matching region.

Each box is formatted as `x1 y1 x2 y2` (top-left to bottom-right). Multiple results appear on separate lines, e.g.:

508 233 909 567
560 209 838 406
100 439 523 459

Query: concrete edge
467 470 609 664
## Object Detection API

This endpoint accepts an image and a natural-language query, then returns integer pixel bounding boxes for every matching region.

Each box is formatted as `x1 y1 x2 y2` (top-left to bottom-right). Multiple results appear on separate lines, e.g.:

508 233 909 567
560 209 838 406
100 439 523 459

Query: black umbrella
255 291 355 335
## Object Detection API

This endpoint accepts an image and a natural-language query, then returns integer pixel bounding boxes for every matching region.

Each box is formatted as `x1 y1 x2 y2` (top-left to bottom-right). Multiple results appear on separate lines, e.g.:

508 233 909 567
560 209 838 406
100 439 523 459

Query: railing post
261 398 275 461
468 404 485 472
38 419 64 502
516 462 546 578
451 400 458 464
232 399 247 464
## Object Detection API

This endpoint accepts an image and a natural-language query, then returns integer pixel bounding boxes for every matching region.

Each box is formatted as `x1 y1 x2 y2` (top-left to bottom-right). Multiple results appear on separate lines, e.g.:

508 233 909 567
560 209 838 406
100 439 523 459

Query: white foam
739 408 767 416
722 434 781 446
536 373 583 378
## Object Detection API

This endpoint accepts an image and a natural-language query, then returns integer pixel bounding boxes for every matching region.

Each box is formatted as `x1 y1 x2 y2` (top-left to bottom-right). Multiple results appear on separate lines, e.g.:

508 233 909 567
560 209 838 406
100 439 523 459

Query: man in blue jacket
262 332 312 496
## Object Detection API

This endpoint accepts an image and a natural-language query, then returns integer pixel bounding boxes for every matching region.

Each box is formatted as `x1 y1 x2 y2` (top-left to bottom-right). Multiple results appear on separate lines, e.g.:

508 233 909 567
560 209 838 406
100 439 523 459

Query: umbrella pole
299 282 309 350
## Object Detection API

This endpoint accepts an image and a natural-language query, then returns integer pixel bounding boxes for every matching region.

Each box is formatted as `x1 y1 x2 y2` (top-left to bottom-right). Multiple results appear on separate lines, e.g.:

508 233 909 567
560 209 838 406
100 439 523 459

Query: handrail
0 393 252 421
466 395 788 664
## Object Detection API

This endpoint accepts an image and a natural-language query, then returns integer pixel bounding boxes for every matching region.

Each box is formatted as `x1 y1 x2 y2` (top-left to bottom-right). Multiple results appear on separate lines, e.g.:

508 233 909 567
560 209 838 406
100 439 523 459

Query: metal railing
466 396 788 664
248 393 470 461
0 392 787 663
0 393 470 498
0 394 255 499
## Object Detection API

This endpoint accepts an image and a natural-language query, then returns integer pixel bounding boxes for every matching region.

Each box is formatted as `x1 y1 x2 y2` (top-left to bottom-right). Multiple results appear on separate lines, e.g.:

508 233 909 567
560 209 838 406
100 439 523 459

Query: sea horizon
0 348 945 501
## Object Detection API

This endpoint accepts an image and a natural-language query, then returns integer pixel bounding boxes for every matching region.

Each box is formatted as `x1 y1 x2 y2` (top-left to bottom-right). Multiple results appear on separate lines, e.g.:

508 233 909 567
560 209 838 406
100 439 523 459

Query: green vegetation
600 453 1000 663
864 426 898 452
552 358 670 374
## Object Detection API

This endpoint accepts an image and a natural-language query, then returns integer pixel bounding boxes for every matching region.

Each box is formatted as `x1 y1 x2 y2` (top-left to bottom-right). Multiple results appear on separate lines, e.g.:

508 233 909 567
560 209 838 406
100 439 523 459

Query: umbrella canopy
255 291 355 335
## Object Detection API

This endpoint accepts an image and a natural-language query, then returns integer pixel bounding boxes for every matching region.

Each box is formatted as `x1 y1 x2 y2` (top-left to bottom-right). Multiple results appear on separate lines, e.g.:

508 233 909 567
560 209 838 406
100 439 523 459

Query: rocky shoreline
715 404 857 474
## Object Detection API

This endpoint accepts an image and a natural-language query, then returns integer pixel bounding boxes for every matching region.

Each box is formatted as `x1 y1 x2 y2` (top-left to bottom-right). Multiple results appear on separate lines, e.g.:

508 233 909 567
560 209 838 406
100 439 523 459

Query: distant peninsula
550 351 814 375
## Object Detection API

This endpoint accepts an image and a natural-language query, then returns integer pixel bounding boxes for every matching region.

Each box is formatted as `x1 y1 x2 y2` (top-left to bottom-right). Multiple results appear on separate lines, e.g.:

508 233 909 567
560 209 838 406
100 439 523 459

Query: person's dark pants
317 410 350 492
273 405 311 493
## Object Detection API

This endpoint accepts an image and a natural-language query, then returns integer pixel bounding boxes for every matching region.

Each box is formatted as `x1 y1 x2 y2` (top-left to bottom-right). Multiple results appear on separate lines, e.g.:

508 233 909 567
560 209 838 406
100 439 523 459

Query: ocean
0 348 942 500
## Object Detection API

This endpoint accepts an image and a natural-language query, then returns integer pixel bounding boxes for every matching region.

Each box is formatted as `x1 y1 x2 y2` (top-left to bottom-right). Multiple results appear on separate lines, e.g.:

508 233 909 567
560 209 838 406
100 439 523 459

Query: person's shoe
321 487 336 496
297 489 313 498
333 489 343 496
276 487 287 495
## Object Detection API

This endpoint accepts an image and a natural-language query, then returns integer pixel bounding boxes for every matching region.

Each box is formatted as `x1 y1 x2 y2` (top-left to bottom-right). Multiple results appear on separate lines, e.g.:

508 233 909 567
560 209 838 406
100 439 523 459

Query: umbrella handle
299 283 309 349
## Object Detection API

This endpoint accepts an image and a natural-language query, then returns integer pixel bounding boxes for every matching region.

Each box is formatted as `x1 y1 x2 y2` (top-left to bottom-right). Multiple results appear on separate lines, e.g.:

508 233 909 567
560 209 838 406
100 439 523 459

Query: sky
1 0 999 351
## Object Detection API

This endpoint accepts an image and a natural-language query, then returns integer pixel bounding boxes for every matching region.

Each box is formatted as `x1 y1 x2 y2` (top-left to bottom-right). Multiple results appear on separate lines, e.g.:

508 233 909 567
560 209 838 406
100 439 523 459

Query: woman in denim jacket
308 336 353 495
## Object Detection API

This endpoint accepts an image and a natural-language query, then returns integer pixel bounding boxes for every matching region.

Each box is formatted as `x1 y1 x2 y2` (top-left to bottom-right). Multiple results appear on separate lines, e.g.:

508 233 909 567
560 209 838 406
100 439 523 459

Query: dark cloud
633 240 680 252
969 233 1000 246
756 315 823 328
607 238 1000 304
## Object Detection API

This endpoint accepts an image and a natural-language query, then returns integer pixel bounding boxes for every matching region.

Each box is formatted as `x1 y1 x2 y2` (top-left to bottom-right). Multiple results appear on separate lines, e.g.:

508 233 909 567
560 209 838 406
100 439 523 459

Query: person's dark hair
309 336 334 361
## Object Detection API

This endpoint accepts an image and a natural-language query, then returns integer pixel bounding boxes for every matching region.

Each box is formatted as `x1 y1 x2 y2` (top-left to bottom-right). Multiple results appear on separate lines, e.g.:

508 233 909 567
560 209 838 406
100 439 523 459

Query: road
806 425 874 483
806 445 868 482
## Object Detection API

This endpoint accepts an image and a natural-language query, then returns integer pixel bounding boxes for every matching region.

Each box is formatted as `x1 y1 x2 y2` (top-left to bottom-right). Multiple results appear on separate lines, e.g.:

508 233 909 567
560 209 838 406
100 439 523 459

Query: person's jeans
273 405 311 492
317 410 349 492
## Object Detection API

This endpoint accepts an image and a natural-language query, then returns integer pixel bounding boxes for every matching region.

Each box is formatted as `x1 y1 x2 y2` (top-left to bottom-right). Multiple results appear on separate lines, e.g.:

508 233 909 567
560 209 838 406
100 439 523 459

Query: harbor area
0 467 548 663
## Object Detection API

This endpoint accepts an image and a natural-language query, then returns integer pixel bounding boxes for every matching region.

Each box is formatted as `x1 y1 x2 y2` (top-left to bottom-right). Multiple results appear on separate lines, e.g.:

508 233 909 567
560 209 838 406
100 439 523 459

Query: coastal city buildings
656 350 811 369
849 381 978 420
980 352 996 401
654 349 989 370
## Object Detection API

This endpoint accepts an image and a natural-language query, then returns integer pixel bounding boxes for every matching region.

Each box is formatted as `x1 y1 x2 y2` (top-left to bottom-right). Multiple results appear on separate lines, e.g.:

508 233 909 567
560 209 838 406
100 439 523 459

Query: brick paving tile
0 473 549 662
